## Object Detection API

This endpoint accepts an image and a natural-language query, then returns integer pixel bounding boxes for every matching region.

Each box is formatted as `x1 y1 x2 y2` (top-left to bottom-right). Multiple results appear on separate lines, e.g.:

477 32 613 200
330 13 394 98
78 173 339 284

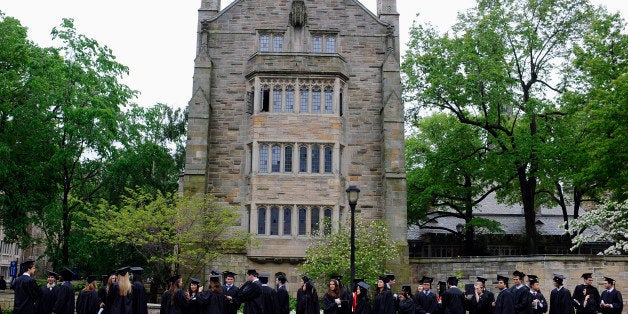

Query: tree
301 218 400 287
403 0 596 253
85 188 249 283
406 113 505 255
568 200 628 254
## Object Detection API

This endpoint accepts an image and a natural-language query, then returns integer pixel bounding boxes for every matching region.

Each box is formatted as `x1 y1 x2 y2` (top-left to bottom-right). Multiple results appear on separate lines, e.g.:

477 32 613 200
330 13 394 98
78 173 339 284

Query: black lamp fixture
345 185 360 292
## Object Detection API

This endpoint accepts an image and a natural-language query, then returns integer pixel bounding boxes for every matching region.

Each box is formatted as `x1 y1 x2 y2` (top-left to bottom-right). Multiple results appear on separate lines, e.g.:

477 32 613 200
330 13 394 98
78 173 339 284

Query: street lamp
346 185 360 294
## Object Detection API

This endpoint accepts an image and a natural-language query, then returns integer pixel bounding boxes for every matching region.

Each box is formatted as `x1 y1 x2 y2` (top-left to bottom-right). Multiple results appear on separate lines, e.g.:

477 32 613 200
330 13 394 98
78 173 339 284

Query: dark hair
327 279 340 298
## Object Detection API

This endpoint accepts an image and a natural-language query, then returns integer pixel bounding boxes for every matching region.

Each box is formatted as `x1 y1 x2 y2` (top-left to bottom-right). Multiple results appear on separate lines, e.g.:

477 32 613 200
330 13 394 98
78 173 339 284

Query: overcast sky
1 0 626 109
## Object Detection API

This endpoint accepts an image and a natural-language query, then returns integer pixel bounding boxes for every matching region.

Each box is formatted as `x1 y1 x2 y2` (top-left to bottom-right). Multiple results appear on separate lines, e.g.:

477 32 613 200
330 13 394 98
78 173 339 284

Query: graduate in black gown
161 275 188 314
442 277 465 314
572 273 599 314
398 285 418 314
36 271 59 314
599 277 623 314
372 275 394 314
199 275 228 314
53 267 75 314
323 278 345 314
275 272 290 314
12 260 43 314
99 272 117 313
549 274 574 314
510 271 531 314
296 275 319 314
466 277 494 314
187 277 204 314
494 275 515 314
234 269 263 314
259 274 277 314
415 277 439 314
131 267 148 314
222 271 241 314
331 275 351 314
107 266 134 314
354 281 372 314
77 275 101 314
529 276 548 314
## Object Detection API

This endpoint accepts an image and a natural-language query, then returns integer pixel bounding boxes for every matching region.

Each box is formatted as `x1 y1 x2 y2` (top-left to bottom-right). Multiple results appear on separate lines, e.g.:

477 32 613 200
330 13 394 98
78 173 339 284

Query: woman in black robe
161 275 188 314
77 276 101 314
107 267 134 314
187 277 204 314
372 276 395 314
323 279 344 314
354 281 371 314
195 275 227 314
296 276 319 314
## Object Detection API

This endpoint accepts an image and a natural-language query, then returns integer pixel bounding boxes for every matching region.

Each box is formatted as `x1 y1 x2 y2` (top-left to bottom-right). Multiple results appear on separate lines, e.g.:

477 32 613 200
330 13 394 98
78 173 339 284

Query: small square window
260 35 270 52
312 36 322 53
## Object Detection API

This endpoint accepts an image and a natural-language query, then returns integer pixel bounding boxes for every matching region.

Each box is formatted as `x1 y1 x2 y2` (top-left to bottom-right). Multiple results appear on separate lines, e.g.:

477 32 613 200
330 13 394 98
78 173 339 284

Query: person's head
497 275 509 290
117 267 132 296
446 276 458 287
552 274 564 288
130 267 144 283
59 267 74 282
603 277 614 290
386 274 396 286
377 276 386 292
190 278 201 293
328 279 340 295
276 272 287 286
301 275 310 288
47 271 58 285
209 275 222 293
224 271 236 286
529 277 540 291
246 269 258 282
356 281 369 297
476 277 487 290
512 271 525 286
581 273 593 285
421 276 433 291
21 261 36 275
107 273 117 286
83 275 98 292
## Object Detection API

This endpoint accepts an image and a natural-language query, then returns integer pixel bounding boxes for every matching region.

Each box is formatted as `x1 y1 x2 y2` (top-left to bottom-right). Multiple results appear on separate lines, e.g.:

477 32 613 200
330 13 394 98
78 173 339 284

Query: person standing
599 277 623 314
107 266 134 314
76 275 101 314
572 273 599 314
12 260 43 314
398 285 418 314
161 275 188 314
373 275 395 314
259 274 277 314
36 271 59 314
442 277 464 314
53 267 75 314
186 277 203 314
296 275 319 314
529 276 547 314
549 274 574 314
494 275 514 314
415 277 438 314
323 278 345 314
233 269 263 314
131 267 148 314
223 271 240 314
354 281 372 314
99 271 117 313
0 275 7 290
467 277 494 314
510 271 531 314
275 272 290 314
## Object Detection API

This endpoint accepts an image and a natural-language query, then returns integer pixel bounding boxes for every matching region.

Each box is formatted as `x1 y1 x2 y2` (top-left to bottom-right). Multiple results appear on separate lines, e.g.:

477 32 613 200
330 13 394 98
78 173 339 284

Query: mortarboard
246 269 258 276
20 260 35 269
512 270 525 279
553 274 565 284
169 275 181 283
116 266 131 276
447 276 458 285
210 275 221 283
402 284 412 293
581 273 593 279
210 269 221 276
59 267 75 280
379 275 389 282
497 275 509 284
476 277 487 284
86 275 97 284
330 274 343 281
603 277 615 284
421 276 433 284
130 267 144 274
223 271 236 278
259 273 270 284
190 278 201 285
357 281 370 290
302 275 310 283
385 274 395 281
47 271 59 279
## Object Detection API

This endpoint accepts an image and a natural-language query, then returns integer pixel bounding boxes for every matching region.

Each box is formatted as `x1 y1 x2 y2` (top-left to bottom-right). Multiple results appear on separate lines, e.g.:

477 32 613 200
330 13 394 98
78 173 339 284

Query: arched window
324 207 332 235
283 206 292 235
285 86 295 112
258 207 267 235
311 144 320 173
298 207 307 235
299 145 308 173
261 85 270 112
259 144 268 173
270 206 279 235
273 85 282 112
324 86 333 113
324 146 333 173
300 86 309 113
311 86 321 113
325 36 336 53
284 145 293 172
271 145 281 172
311 207 320 234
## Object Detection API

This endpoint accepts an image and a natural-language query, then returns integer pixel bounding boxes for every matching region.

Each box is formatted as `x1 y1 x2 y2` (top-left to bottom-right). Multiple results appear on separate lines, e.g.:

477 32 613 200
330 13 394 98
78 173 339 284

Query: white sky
1 0 626 109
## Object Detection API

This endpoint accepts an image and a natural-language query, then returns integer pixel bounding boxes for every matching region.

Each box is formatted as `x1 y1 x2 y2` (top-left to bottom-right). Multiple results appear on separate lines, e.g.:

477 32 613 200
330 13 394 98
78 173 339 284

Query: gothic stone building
181 0 407 283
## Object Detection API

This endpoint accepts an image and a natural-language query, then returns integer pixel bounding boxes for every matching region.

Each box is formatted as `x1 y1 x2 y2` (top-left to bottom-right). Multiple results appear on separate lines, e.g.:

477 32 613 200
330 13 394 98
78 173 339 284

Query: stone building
181 0 407 282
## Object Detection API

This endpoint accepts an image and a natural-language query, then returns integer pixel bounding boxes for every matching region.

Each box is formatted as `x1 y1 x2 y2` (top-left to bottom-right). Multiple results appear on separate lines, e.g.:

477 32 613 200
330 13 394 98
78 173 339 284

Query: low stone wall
410 255 628 313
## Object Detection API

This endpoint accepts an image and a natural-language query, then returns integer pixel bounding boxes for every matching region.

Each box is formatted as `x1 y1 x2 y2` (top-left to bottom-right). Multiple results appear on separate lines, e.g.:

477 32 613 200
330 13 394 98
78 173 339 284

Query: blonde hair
117 273 132 296
82 281 97 293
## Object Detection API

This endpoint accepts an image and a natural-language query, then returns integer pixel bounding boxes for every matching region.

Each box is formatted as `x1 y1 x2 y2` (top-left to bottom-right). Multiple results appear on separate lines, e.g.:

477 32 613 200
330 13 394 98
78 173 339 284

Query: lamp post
346 185 360 293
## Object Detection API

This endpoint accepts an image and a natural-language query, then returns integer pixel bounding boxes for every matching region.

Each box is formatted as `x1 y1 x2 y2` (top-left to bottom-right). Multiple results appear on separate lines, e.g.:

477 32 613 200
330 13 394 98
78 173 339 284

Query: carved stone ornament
200 19 211 32
290 0 307 27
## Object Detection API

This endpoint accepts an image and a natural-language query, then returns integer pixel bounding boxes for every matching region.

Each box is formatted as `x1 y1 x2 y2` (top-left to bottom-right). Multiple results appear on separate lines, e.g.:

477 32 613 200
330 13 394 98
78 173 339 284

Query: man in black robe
510 271 531 314
12 260 43 314
467 277 494 314
528 276 547 314
259 274 277 314
275 272 290 314
549 274 574 314
233 269 262 314
223 271 241 314
442 276 464 314
494 275 515 314
415 277 438 314
53 267 75 314
599 277 623 314
572 273 599 314
36 270 59 314
131 266 148 314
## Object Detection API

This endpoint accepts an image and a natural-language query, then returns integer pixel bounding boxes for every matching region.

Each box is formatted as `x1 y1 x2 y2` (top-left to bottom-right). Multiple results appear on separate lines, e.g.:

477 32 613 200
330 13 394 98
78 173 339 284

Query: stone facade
181 0 407 282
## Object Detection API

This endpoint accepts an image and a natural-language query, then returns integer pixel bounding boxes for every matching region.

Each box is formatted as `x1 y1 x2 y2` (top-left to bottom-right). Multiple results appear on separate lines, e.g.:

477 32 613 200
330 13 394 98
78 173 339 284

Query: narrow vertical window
324 86 333 113
324 208 332 235
311 207 320 234
284 145 293 172
312 36 323 53
273 35 283 52
300 86 309 113
259 144 268 173
270 206 279 235
311 144 320 173
324 146 332 173
339 92 343 116
285 86 294 112
273 86 282 112
325 36 336 53
260 35 270 52
271 145 281 172
261 86 270 112
311 86 321 113
258 207 267 234
283 206 292 235
299 145 308 172
298 207 307 235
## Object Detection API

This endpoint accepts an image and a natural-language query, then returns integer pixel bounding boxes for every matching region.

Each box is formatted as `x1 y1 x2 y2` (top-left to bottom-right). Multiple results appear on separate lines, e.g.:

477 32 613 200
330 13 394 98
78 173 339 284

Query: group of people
11 260 148 314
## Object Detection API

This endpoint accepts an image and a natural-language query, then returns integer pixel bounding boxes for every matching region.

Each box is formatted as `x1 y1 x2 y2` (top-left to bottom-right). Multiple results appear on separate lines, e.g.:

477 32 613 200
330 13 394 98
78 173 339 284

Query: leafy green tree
85 188 249 283
403 0 597 253
406 113 505 255
568 199 628 254
301 218 400 287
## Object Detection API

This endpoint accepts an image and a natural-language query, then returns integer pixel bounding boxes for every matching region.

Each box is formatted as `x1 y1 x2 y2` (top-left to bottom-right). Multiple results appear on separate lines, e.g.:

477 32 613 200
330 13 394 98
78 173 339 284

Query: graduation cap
421 276 433 284
476 277 487 284
330 274 343 281
169 275 181 283
275 272 287 278
246 269 258 276
512 270 525 279
211 269 221 276
581 273 593 279
130 267 144 274
86 275 98 284
223 271 236 278
497 275 509 284
190 278 201 285
378 275 389 282
353 278 364 286
301 275 311 283
385 274 395 281
210 275 221 283
552 274 565 284
47 271 59 279
259 273 270 284
447 276 458 286
527 275 538 280
402 284 412 293
59 267 75 280
357 281 370 290
20 260 35 269
603 277 615 284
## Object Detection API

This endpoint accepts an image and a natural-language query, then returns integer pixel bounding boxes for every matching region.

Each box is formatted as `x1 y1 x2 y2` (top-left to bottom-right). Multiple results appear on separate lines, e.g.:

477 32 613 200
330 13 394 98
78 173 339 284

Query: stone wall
411 255 628 313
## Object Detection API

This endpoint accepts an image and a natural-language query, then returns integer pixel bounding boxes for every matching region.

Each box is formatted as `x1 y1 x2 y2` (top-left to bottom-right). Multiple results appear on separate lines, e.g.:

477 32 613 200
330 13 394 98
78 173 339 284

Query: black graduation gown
467 290 495 314
187 291 204 314
398 298 416 314
600 289 623 314
53 281 75 314
193 290 227 314
12 274 43 314
549 287 574 314
107 284 133 314
323 293 345 314
495 288 515 314
76 290 101 314
355 294 372 314
442 287 465 314
36 285 58 314
372 289 395 314
160 289 189 314
132 281 148 314
530 291 548 314
572 285 599 314
98 286 110 313
236 280 263 314
261 285 277 314
511 285 532 314
415 291 439 314
223 284 241 314
296 286 319 314
276 285 290 314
